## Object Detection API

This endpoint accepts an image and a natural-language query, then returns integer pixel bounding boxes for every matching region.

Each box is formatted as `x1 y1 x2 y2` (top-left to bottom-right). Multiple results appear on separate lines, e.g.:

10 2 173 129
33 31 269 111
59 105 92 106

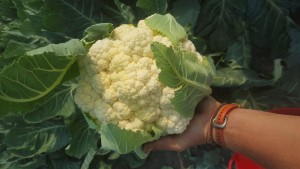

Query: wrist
209 103 240 147
196 97 222 144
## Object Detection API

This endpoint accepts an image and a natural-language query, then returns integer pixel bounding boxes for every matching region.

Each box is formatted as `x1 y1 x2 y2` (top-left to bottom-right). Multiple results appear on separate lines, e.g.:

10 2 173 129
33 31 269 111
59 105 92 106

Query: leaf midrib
61 0 96 24
0 57 77 102
157 46 212 92
16 124 66 138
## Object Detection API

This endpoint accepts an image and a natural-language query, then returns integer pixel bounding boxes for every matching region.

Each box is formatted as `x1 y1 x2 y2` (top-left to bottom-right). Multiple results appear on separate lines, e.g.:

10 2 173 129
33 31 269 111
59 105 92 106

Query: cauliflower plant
75 20 196 134
74 14 215 155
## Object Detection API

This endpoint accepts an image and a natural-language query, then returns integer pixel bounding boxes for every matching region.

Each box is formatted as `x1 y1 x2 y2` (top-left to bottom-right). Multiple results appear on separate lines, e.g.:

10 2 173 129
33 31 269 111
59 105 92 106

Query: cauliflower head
74 13 214 139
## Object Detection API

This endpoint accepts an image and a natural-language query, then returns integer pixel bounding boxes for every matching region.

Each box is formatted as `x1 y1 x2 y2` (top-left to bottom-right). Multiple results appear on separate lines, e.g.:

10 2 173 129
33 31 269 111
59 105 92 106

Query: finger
143 135 188 152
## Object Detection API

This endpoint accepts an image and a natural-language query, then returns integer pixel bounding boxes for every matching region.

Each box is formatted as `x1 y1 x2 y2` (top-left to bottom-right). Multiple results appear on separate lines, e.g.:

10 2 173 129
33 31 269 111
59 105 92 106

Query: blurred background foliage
0 0 299 168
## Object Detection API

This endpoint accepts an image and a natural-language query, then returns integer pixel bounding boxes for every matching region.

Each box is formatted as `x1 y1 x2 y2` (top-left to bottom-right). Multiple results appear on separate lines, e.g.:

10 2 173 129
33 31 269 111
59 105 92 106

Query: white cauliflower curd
74 18 201 135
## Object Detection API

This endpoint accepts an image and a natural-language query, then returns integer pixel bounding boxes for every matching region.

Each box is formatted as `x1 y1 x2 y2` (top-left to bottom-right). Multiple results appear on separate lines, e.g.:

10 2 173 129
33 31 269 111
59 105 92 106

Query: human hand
143 96 221 153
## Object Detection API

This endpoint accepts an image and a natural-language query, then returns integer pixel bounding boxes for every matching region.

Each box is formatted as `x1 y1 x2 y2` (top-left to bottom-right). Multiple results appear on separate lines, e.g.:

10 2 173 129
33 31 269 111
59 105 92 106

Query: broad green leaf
151 42 215 117
48 154 81 169
0 20 50 70
247 0 295 58
145 13 187 45
100 123 162 155
3 40 37 59
107 152 120 160
80 149 96 169
82 112 101 131
0 0 18 19
24 84 75 123
195 0 246 51
277 66 300 96
0 21 23 47
4 121 70 157
61 60 80 82
287 29 300 67
20 19 69 43
225 29 251 69
117 152 146 169
0 71 76 117
0 149 12 165
0 113 24 131
233 89 275 110
0 39 85 102
134 147 148 160
275 0 300 13
66 113 99 159
212 68 273 88
190 36 207 54
11 0 52 41
161 166 173 169
233 87 300 110
242 69 274 88
172 85 211 118
194 148 227 169
0 20 48 47
89 160 112 169
97 147 111 156
170 0 200 29
212 68 247 87
136 0 167 14
12 0 44 22
81 23 114 47
0 155 46 169
43 0 109 38
0 100 37 117
113 0 135 24
273 59 283 82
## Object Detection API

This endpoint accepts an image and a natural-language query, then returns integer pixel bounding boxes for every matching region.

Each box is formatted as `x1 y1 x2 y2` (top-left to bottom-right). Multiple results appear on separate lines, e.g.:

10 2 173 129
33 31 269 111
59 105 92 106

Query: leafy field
0 0 299 168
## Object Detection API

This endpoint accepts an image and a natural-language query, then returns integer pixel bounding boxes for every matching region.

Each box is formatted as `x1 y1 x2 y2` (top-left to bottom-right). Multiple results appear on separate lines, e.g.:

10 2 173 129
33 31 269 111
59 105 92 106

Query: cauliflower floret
136 57 153 69
156 109 192 134
74 81 97 112
112 24 135 40
103 87 118 104
118 27 153 56
77 59 91 82
135 107 161 123
180 40 203 62
119 117 144 131
89 39 117 71
115 79 144 100
93 99 110 121
136 69 150 84
146 76 161 92
137 20 152 31
196 53 203 62
137 86 149 98
180 40 196 52
79 56 99 76
110 72 119 83
90 72 111 94
160 87 175 109
153 35 172 47
109 54 132 72
112 101 132 120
